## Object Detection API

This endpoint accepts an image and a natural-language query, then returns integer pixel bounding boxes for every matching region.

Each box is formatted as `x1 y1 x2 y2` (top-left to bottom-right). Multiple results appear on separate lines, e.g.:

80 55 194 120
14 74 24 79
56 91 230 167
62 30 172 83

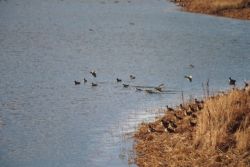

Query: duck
190 118 197 126
136 88 143 91
154 84 164 92
161 119 176 133
189 104 197 113
155 87 162 92
148 124 157 133
123 84 129 88
74 80 81 85
166 105 174 112
189 64 194 68
130 75 136 80
145 89 155 94
116 78 122 82
192 113 197 118
90 70 97 77
195 98 204 104
244 81 249 88
91 82 98 87
179 104 187 111
84 78 87 83
229 77 236 86
186 105 193 116
184 75 192 82
174 113 183 120
244 81 250 93
195 99 204 110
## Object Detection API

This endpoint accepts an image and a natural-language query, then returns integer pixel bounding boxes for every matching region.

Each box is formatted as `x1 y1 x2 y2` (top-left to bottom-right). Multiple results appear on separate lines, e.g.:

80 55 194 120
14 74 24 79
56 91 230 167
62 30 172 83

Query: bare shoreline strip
170 0 250 20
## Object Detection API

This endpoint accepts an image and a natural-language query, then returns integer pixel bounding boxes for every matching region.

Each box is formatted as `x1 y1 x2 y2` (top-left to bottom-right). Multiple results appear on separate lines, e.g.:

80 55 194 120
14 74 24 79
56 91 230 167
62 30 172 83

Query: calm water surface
0 0 250 166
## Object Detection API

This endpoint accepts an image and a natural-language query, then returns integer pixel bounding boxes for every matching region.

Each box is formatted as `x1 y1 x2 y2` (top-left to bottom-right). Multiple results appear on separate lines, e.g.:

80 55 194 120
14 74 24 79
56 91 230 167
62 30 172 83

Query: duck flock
73 69 177 94
74 63 248 95
73 66 250 132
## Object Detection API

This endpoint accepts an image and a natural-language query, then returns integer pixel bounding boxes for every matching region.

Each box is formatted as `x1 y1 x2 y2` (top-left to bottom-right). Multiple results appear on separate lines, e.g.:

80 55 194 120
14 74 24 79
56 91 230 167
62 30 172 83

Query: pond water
0 0 250 166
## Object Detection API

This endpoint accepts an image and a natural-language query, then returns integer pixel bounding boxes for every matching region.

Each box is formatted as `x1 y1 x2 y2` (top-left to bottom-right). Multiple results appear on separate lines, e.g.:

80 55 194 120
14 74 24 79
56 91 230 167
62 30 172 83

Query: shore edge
133 86 250 166
170 0 250 20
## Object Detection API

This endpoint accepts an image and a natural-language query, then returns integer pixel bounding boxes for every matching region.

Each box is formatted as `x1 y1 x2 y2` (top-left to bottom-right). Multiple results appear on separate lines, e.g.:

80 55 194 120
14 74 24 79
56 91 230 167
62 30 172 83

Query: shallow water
0 0 250 166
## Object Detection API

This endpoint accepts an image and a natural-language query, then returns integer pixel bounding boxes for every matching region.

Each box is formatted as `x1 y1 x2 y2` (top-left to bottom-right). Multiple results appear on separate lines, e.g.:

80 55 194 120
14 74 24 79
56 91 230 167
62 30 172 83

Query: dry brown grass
133 88 250 167
172 0 250 20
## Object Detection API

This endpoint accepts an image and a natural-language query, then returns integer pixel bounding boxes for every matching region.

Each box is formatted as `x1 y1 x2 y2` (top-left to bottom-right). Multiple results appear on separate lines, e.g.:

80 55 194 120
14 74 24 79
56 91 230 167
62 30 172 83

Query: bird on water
189 64 194 68
184 75 192 82
91 82 98 87
90 70 97 77
244 81 249 88
116 78 122 82
74 80 81 85
123 84 129 88
229 77 236 86
136 88 143 91
130 75 136 80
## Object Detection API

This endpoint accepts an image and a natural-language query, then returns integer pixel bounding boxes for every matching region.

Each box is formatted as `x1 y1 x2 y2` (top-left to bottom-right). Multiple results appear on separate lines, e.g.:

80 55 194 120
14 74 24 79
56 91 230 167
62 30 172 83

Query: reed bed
133 88 250 167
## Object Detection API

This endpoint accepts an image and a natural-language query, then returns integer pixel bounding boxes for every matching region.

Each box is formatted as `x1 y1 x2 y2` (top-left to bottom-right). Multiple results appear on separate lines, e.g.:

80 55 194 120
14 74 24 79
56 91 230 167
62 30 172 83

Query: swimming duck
189 64 194 68
90 70 97 77
184 75 192 82
244 81 249 88
91 82 98 87
136 88 143 91
116 78 122 82
74 80 81 85
145 89 155 94
130 75 136 80
229 77 236 86
155 87 162 92
123 84 129 88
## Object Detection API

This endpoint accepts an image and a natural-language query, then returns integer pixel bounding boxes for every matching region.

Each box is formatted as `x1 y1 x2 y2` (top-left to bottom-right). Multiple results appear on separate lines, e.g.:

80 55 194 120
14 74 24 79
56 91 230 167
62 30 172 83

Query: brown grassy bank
133 87 250 166
171 0 250 20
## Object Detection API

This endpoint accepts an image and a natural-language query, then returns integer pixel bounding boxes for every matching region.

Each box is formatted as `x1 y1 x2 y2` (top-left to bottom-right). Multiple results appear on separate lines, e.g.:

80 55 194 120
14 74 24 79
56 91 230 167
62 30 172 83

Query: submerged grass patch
133 88 250 166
